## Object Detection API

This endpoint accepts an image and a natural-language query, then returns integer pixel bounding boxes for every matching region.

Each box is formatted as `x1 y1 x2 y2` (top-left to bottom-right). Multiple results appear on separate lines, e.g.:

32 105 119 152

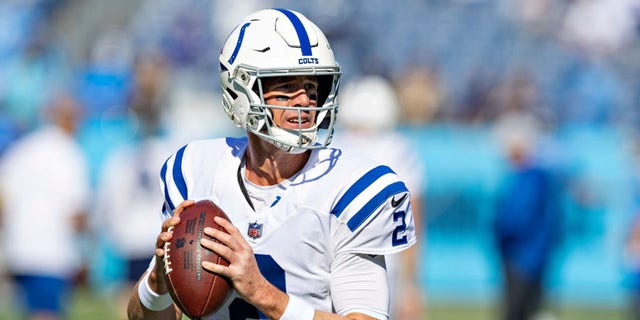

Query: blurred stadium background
1 0 640 319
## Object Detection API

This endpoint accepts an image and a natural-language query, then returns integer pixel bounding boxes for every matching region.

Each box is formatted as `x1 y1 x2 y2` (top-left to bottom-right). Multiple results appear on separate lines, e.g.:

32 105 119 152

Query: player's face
263 76 319 130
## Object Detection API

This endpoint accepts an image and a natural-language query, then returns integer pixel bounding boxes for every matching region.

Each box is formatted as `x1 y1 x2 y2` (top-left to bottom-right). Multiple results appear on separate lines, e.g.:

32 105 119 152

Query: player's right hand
151 200 195 294
200 216 274 303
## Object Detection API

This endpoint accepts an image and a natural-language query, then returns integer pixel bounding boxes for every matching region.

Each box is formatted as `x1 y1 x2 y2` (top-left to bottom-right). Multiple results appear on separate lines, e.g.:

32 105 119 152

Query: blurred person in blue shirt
492 104 563 320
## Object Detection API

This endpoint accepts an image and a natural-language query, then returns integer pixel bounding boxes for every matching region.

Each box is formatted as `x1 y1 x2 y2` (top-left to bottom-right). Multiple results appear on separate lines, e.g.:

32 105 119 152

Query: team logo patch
247 221 263 239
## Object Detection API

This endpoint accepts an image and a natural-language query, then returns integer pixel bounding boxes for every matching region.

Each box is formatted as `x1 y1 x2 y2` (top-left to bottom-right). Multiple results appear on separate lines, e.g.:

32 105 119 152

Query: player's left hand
200 217 271 303
151 199 195 294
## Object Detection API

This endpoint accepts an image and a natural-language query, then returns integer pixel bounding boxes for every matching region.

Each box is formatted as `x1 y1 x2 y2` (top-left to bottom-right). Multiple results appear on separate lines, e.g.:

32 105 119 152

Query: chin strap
237 159 255 211
268 126 317 151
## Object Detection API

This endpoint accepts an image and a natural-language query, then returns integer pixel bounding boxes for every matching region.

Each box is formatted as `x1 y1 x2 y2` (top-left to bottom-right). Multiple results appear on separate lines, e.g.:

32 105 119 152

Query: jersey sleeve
159 144 190 221
330 253 389 319
157 138 246 222
330 165 417 256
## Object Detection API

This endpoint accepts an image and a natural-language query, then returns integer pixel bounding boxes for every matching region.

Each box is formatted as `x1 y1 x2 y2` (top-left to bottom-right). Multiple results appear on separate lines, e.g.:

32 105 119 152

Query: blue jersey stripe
160 160 175 211
228 22 251 65
172 145 189 202
161 203 171 219
347 181 408 231
274 8 312 56
331 165 394 218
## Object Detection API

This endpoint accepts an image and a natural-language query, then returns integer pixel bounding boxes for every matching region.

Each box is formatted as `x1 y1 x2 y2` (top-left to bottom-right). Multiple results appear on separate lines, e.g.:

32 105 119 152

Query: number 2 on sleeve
392 210 408 246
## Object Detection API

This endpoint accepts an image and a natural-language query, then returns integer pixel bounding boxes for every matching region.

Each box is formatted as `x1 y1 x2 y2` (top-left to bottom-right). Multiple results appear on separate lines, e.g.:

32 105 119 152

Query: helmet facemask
252 73 338 153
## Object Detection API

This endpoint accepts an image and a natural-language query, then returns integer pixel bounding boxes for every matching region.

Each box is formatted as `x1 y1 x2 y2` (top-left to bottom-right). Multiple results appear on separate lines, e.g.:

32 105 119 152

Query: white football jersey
158 137 416 319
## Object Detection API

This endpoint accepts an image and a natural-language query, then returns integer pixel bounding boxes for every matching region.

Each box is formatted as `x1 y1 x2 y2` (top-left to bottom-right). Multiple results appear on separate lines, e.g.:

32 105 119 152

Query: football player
127 8 416 320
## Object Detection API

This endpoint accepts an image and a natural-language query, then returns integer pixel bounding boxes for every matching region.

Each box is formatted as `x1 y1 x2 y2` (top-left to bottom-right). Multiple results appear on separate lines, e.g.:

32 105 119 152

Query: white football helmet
219 8 341 153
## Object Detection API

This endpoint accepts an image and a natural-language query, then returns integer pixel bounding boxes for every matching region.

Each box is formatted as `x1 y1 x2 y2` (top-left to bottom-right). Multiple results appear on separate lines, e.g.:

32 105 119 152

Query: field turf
0 286 628 320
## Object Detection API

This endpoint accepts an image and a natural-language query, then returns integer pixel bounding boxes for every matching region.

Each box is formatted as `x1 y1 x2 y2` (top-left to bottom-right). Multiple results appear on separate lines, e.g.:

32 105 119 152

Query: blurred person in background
393 64 444 125
94 53 176 320
332 74 427 320
0 91 91 320
492 75 563 320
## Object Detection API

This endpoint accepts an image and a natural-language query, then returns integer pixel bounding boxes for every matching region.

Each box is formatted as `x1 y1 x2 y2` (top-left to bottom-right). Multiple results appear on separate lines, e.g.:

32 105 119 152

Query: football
163 199 233 319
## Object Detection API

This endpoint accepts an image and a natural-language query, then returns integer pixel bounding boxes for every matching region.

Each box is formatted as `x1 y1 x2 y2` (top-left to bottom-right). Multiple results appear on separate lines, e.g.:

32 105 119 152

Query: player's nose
290 89 313 107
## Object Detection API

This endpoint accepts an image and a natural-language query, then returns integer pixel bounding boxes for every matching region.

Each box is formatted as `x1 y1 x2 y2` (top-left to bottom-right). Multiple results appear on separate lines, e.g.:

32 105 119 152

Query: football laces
163 226 174 275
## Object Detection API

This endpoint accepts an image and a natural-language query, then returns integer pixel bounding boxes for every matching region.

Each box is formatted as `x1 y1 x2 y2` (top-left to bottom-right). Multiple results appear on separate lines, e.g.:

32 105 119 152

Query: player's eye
274 95 290 101
304 83 317 91
280 83 296 91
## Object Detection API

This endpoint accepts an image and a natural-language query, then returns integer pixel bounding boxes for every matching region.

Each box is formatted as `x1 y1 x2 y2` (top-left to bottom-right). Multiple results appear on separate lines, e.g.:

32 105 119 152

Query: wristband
280 295 314 320
138 272 174 311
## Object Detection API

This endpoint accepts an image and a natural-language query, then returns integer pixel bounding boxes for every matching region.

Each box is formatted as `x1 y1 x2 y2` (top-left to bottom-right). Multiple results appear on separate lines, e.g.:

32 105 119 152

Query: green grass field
0 286 628 320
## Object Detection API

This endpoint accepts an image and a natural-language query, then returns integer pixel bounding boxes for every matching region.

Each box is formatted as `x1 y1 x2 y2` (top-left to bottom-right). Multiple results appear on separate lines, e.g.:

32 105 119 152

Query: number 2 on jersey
392 210 408 246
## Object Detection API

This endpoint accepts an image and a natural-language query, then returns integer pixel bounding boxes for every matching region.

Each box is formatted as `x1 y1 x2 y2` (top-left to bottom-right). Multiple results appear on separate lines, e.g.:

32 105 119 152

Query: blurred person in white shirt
332 74 427 320
93 53 177 319
0 91 91 320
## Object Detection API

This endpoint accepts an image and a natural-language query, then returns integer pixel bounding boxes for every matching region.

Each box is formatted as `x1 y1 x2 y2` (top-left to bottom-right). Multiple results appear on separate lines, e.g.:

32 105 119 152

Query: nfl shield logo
247 221 263 239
